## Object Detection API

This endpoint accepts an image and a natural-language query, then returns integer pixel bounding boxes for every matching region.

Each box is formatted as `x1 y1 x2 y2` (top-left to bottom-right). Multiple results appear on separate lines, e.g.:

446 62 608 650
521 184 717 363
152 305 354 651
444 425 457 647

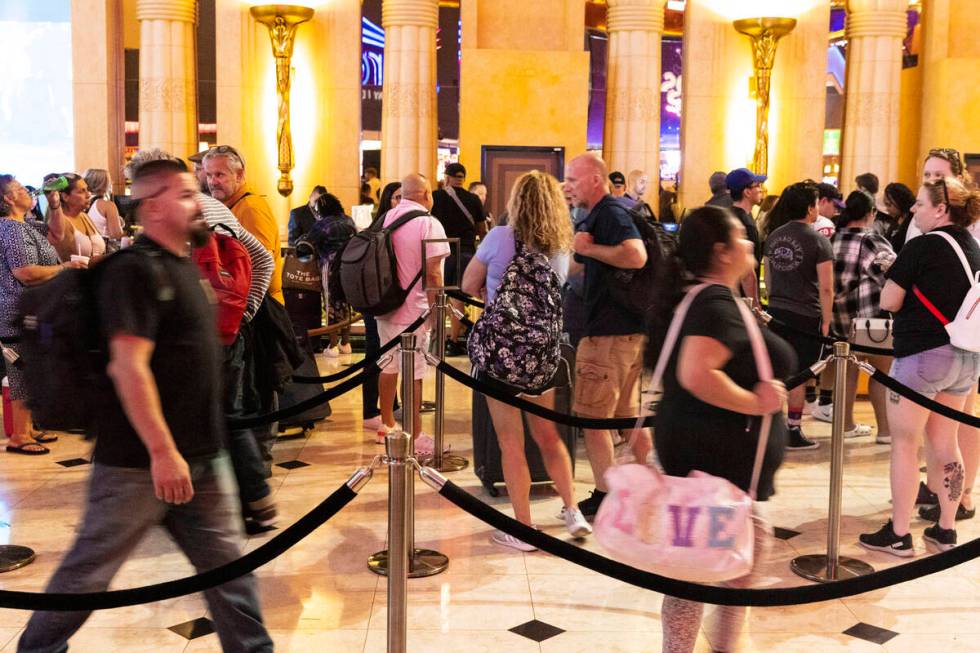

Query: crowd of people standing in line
0 136 978 652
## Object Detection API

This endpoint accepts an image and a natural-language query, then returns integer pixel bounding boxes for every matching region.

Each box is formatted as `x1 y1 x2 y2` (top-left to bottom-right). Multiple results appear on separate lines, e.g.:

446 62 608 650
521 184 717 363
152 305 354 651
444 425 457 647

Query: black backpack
338 210 428 316
606 201 678 318
15 248 170 432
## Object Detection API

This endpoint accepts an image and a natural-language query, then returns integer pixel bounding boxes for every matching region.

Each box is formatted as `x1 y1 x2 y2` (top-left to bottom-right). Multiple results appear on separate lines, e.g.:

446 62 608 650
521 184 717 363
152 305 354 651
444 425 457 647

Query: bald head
564 153 609 211
400 173 433 210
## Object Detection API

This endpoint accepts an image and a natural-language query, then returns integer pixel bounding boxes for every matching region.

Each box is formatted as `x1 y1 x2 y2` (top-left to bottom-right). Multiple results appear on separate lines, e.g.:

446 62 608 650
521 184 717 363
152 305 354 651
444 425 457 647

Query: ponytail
645 206 737 369
834 190 875 231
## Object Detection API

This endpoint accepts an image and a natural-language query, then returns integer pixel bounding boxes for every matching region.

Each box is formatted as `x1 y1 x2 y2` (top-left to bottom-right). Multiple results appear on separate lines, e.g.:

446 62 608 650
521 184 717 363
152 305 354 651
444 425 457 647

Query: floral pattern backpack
468 238 563 390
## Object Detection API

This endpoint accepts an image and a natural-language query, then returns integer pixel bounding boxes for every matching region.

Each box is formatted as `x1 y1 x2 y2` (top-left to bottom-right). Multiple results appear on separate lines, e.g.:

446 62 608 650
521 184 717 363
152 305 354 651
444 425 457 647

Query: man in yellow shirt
203 145 284 304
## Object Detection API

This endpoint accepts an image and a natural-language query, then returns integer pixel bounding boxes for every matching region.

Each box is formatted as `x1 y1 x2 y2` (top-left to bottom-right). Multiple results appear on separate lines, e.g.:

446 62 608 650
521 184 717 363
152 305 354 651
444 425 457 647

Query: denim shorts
890 345 980 399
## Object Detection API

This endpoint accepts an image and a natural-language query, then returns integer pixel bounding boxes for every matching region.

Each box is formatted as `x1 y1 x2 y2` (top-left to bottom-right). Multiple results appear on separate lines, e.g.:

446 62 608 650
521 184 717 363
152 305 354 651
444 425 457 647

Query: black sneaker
923 523 957 551
859 520 914 557
577 489 607 520
915 481 938 506
918 502 976 522
786 426 819 450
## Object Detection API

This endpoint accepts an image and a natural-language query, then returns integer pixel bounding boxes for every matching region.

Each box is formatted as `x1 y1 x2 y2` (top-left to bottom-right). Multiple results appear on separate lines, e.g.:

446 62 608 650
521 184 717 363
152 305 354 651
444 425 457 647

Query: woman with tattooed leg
858 177 980 555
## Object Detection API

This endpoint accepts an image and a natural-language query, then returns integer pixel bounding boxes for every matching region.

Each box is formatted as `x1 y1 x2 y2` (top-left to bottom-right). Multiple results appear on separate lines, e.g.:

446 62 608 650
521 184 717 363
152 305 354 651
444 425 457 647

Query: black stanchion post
792 341 875 582
368 333 449 581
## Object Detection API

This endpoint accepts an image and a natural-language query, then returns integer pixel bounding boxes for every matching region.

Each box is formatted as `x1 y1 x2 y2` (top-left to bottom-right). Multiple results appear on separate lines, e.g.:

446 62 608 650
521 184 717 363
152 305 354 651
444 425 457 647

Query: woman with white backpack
645 206 795 653
859 176 980 557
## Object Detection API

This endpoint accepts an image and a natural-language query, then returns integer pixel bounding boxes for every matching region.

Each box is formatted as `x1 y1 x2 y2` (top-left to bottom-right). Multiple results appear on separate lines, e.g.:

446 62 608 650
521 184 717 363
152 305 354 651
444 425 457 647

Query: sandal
32 432 58 444
6 442 50 456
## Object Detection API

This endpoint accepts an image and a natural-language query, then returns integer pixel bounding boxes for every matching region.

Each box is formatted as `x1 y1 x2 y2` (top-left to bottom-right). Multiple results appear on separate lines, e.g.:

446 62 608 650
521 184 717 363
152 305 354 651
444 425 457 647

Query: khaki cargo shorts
572 334 646 420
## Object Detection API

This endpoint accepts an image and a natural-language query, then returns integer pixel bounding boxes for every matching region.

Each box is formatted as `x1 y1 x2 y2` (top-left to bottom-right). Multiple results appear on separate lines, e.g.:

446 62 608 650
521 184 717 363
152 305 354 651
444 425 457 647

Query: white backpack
921 231 980 352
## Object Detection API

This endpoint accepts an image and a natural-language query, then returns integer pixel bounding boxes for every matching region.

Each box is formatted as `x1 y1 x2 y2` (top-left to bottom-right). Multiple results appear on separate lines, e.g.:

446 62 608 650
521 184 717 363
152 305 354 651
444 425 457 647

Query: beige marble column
70 0 125 191
603 0 665 179
381 0 439 182
840 0 907 193
136 0 199 158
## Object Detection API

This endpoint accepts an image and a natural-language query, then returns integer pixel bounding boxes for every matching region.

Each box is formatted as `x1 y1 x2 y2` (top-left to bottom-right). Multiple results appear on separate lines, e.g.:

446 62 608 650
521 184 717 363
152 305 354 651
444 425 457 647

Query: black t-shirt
886 225 980 358
93 237 225 468
654 285 796 501
574 195 645 336
431 187 484 251
730 205 762 263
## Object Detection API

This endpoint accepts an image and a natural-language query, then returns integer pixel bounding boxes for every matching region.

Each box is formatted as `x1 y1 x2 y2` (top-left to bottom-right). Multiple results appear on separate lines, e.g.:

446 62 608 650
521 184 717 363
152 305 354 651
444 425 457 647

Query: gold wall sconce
733 17 797 176
249 4 315 197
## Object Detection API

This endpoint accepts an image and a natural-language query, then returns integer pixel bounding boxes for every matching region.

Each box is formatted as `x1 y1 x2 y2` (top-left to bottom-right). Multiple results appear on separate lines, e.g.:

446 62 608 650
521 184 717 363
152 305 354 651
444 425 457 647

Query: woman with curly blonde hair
462 170 591 550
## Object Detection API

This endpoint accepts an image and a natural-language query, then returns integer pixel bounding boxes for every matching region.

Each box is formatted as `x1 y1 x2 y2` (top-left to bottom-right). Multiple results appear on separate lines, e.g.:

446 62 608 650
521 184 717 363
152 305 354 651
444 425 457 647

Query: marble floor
0 351 978 652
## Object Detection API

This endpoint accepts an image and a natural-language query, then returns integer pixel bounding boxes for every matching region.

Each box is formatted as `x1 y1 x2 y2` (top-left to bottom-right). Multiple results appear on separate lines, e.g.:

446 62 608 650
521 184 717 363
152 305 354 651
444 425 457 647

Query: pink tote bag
594 284 774 583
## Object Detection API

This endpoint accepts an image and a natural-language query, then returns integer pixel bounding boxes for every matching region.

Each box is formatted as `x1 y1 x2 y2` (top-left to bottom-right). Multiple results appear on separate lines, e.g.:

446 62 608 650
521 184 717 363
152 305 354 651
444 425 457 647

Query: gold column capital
136 0 197 24
382 0 439 29
606 0 665 33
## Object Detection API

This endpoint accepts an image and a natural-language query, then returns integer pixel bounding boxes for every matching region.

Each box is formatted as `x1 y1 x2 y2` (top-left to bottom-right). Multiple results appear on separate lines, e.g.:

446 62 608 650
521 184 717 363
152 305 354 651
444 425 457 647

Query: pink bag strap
637 283 775 500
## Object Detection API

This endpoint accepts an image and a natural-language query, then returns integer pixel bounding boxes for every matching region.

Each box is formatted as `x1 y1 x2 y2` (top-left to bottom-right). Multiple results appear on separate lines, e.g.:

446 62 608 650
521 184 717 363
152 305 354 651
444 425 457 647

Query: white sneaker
324 346 340 358
843 424 873 438
811 403 833 423
490 529 537 552
414 433 435 458
363 415 383 432
803 400 818 415
560 506 593 538
338 343 352 354
876 433 892 444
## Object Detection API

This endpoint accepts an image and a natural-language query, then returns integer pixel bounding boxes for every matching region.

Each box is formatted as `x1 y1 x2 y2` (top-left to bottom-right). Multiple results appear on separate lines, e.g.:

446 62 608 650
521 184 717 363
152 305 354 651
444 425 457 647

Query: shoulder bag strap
228 191 253 211
445 185 476 226
926 231 976 282
732 297 774 501
627 283 711 447
383 209 430 233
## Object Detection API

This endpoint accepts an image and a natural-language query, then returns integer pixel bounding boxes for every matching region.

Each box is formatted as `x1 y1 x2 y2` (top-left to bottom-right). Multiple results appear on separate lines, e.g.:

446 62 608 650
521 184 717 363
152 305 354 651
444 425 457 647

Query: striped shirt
198 193 273 321
831 227 895 337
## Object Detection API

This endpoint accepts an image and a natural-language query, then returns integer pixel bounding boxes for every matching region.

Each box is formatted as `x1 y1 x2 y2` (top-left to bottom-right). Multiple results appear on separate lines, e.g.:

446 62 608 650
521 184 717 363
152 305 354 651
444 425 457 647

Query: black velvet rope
435 360 655 429
783 366 816 392
436 479 980 607
767 315 894 356
228 369 370 429
292 312 428 384
437 360 814 430
869 369 980 428
0 483 358 611
446 289 484 309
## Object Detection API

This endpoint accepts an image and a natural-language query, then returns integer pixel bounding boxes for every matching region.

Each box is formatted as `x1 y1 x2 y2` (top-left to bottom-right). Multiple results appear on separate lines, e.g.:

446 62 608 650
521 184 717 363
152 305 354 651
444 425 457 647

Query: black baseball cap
816 182 846 209
609 171 626 187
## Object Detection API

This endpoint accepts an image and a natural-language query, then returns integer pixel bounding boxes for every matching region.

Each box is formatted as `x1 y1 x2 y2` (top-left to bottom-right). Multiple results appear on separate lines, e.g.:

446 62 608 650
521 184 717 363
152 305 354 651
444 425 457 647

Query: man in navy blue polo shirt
564 153 649 519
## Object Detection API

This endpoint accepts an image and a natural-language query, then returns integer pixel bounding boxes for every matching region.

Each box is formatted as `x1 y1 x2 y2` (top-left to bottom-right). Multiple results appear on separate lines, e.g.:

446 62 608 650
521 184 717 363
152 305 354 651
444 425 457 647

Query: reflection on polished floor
0 351 978 652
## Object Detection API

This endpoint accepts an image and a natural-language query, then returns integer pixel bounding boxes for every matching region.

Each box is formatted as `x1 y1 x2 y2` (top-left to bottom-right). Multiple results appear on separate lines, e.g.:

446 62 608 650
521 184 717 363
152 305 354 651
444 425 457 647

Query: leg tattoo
888 390 900 404
943 462 965 502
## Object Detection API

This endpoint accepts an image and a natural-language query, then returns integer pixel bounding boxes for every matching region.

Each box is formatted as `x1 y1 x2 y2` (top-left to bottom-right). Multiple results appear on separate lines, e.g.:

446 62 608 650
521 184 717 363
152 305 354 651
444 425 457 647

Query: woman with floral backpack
462 171 592 550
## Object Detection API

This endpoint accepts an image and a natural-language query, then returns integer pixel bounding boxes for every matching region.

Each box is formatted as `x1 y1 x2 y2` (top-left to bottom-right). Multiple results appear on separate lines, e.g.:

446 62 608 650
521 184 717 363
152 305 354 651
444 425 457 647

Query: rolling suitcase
471 343 578 497
282 287 322 336
277 331 331 437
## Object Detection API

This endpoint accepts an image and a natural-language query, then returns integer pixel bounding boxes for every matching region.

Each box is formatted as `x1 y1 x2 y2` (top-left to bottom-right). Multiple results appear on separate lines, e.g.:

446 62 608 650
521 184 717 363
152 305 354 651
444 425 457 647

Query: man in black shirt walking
431 162 486 355
18 160 272 653
726 168 765 305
